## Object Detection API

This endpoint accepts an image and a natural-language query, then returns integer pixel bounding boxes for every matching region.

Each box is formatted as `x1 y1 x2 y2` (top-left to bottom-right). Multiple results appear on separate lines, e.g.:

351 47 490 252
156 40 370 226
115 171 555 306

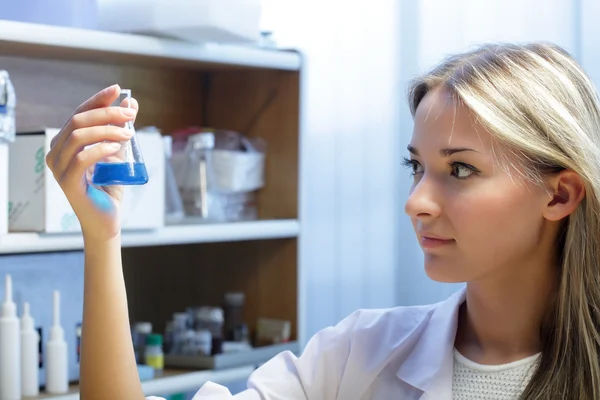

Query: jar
144 334 164 372
132 322 152 364
194 329 212 356
195 307 224 355
224 292 245 341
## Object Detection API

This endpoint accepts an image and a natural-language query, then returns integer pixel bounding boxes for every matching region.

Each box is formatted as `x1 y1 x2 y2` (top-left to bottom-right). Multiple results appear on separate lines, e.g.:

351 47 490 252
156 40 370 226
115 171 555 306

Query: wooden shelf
0 219 300 254
38 366 255 400
0 19 301 71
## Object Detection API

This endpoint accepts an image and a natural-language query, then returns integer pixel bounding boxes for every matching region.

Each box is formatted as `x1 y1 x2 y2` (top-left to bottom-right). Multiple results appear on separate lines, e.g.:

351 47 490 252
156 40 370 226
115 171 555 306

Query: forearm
80 234 144 400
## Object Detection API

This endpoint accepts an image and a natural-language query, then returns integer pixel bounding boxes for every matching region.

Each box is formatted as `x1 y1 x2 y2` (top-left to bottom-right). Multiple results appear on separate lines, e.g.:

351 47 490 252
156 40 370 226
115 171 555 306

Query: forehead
412 87 492 151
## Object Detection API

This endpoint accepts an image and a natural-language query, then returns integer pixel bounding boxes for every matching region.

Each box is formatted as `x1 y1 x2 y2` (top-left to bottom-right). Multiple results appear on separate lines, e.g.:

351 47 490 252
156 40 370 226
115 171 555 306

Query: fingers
66 106 137 135
54 126 133 175
48 102 137 167
75 84 121 115
50 84 129 156
60 142 122 190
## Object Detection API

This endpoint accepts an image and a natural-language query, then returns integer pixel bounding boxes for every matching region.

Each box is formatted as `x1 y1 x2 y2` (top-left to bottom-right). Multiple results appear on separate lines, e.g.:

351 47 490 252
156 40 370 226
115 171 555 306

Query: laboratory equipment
224 292 246 342
132 322 152 364
144 334 164 372
0 70 16 236
163 135 185 223
21 302 40 397
176 129 265 222
0 274 21 400
45 290 68 394
91 89 149 186
178 131 214 218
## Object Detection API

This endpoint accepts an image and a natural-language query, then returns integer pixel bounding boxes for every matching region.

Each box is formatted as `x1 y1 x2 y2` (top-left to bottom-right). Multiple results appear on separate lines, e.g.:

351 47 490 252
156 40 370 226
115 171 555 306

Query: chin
423 256 468 283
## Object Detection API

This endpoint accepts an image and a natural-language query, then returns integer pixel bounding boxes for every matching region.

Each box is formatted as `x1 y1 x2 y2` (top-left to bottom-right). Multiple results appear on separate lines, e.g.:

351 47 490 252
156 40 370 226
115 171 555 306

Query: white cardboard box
8 128 165 233
98 0 262 44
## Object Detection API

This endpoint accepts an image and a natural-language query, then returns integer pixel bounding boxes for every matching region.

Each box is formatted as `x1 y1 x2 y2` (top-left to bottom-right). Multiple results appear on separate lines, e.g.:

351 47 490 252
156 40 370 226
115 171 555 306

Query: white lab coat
150 288 466 400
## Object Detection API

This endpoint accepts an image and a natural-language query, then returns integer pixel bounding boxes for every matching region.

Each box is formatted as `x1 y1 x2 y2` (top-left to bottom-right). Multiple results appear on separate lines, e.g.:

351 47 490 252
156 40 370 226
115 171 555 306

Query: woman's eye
451 163 476 179
402 157 423 175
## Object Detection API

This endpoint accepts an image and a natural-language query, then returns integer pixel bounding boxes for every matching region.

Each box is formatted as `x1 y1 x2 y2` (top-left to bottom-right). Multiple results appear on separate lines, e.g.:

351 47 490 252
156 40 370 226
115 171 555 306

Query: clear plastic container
163 135 185 222
178 132 215 218
0 71 16 145
175 129 265 222
91 89 148 186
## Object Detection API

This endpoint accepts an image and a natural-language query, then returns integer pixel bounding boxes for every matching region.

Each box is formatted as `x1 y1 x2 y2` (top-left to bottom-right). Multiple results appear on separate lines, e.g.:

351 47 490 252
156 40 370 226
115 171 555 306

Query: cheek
450 182 544 254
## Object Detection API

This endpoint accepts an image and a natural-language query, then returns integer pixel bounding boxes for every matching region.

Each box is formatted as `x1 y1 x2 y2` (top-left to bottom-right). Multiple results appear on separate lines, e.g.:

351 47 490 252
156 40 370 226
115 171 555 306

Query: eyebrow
407 145 478 157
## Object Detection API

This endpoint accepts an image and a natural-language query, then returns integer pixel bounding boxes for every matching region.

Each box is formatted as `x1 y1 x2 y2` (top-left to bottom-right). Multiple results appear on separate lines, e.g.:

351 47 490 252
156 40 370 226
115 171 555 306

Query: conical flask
91 89 149 186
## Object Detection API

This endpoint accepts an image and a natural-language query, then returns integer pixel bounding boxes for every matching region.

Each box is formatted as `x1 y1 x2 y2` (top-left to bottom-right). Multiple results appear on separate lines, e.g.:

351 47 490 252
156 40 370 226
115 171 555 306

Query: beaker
91 89 149 186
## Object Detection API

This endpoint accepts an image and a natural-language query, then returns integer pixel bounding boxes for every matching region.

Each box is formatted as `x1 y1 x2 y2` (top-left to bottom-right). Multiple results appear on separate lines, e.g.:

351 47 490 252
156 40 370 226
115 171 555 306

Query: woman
47 42 600 399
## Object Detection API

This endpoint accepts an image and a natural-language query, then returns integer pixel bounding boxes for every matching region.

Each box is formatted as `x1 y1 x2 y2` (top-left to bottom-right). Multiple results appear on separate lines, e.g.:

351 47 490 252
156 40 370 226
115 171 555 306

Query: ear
543 170 585 221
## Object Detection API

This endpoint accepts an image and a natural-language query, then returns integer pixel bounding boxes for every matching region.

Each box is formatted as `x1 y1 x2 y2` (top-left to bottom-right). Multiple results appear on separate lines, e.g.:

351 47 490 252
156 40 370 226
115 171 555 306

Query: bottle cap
208 307 224 323
225 292 245 306
134 322 152 334
21 302 35 331
146 333 163 346
2 274 16 317
173 312 188 322
49 290 64 341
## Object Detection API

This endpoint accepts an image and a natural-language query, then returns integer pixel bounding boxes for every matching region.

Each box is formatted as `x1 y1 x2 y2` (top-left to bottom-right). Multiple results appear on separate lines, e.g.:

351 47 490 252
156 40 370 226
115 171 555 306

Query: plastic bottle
132 322 152 364
21 302 40 397
45 290 68 394
144 334 164 373
0 274 21 400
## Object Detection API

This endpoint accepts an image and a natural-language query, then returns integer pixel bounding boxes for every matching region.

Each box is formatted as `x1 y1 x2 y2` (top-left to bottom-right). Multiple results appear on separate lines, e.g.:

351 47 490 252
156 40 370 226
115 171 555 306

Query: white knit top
452 349 541 400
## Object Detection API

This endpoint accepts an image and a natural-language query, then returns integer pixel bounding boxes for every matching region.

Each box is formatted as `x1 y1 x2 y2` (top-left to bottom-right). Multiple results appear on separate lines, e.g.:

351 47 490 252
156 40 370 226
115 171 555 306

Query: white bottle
21 302 40 397
45 290 68 394
0 274 21 400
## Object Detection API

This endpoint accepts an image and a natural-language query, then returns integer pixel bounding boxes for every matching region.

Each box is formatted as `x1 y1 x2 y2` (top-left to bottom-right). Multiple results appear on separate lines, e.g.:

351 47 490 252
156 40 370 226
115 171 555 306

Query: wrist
82 232 122 255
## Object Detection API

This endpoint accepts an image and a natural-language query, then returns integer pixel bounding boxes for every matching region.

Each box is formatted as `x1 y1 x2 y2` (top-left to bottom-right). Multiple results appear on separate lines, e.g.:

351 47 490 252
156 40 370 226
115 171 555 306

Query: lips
419 233 455 249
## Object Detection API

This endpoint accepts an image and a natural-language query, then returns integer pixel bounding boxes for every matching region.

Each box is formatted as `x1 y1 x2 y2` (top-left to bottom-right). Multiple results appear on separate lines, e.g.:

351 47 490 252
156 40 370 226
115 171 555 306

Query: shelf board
0 219 300 254
39 365 254 400
0 19 301 71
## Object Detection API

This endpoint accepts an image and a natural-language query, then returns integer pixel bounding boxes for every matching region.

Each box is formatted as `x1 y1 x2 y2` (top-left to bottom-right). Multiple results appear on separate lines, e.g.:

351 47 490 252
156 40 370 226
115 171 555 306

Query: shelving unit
39 366 255 400
0 20 301 70
0 219 300 254
0 19 303 398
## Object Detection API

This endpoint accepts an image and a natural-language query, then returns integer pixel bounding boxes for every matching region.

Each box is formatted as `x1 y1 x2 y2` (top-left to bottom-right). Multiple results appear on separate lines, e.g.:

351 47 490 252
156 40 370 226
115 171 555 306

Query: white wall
261 0 600 344
581 0 600 89
261 0 403 344
396 0 581 306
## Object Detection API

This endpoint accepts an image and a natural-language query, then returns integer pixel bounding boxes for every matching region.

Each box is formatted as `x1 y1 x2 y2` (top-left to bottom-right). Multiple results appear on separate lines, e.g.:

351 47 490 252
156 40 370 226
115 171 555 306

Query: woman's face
404 88 553 283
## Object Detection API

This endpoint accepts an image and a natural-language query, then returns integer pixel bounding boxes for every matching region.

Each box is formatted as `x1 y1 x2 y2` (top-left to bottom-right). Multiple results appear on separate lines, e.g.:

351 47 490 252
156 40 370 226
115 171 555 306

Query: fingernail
121 108 136 117
104 84 119 93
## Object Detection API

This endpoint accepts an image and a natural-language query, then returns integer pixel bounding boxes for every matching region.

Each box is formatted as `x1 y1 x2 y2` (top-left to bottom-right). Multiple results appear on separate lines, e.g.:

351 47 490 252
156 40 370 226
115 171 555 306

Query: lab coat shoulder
232 303 440 399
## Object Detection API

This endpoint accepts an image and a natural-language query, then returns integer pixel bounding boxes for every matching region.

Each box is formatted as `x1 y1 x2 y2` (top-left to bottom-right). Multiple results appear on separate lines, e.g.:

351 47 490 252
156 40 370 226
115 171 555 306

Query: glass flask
91 89 149 186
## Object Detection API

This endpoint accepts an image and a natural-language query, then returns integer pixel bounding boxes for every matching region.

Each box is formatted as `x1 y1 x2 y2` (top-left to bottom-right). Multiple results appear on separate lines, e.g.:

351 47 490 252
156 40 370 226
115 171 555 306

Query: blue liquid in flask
91 88 149 186
92 162 149 186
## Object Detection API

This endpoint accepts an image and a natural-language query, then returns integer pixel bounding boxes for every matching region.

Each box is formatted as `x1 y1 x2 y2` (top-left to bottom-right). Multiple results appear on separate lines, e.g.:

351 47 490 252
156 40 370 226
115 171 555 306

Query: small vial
144 334 164 373
91 89 149 186
132 322 152 364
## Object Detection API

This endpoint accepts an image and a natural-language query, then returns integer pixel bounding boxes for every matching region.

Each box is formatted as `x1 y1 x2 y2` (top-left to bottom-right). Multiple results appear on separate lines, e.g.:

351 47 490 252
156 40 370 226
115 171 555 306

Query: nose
404 175 442 220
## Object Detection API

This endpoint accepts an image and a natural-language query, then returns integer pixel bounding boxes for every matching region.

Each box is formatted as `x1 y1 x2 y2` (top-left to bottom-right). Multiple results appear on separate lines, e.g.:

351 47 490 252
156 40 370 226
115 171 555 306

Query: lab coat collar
396 287 466 397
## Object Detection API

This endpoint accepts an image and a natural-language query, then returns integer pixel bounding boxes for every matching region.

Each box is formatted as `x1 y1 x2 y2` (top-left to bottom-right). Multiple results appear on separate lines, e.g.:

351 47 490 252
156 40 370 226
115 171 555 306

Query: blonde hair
408 43 600 399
